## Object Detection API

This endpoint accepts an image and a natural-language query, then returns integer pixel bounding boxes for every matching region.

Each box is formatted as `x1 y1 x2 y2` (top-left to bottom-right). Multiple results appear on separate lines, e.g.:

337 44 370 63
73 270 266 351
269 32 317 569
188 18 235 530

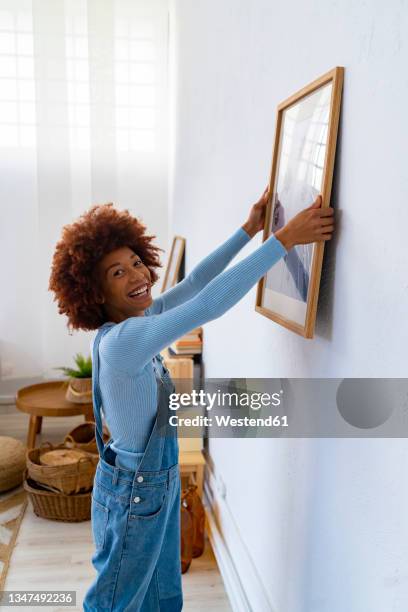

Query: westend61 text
168 389 283 411
169 414 289 427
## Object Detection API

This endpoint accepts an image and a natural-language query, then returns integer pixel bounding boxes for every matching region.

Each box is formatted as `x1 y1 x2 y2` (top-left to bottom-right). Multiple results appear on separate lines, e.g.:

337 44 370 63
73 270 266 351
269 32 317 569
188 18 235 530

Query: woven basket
64 421 110 455
26 442 98 495
23 469 91 522
65 377 92 404
0 436 26 493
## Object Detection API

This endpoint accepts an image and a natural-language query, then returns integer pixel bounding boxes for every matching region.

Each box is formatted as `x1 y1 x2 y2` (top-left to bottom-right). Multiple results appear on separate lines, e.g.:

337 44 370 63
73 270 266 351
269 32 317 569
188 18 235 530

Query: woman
49 187 334 611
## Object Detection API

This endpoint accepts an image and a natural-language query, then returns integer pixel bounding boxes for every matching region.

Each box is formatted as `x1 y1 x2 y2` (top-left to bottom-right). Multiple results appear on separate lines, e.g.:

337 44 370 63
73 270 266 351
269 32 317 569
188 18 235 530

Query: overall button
133 496 141 503
137 476 144 483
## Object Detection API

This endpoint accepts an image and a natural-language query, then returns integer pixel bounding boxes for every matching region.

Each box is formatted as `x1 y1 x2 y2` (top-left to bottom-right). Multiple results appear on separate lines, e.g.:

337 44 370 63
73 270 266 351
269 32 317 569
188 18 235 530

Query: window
65 4 90 150
0 6 36 148
114 17 158 152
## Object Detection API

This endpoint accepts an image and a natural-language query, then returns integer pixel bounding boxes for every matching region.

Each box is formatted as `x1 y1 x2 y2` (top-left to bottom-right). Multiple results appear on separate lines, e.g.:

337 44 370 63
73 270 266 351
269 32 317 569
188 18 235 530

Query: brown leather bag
180 489 194 573
185 484 205 557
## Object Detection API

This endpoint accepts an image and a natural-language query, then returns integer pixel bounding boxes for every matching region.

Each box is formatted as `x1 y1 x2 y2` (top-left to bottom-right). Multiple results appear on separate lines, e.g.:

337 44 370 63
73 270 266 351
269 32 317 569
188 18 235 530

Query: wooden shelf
179 450 206 496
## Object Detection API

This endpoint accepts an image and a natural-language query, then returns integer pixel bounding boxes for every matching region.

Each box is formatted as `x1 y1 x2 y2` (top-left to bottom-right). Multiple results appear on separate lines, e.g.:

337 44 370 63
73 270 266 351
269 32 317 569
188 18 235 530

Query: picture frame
255 66 344 338
161 235 186 292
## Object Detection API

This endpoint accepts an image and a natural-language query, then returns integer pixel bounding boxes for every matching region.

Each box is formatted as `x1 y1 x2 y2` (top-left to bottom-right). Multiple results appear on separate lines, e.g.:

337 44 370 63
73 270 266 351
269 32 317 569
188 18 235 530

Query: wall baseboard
0 376 44 405
204 500 251 612
0 404 17 414
203 461 275 612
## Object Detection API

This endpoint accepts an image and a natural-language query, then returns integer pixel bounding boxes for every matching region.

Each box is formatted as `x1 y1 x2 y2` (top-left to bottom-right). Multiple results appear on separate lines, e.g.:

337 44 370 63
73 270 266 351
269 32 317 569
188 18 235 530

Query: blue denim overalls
83 322 183 612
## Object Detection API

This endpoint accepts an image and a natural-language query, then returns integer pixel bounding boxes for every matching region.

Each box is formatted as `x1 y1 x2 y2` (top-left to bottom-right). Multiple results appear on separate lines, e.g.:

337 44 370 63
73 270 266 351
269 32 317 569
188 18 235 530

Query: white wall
169 1 408 610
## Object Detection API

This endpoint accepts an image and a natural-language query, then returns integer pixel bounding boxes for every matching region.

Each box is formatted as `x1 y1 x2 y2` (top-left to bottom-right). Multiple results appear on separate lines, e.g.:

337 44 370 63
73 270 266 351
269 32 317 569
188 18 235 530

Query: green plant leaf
53 353 92 378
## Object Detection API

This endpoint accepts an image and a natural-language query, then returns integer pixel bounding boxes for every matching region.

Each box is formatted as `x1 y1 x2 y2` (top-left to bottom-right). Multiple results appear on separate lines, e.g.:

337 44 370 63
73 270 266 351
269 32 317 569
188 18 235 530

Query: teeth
129 285 148 297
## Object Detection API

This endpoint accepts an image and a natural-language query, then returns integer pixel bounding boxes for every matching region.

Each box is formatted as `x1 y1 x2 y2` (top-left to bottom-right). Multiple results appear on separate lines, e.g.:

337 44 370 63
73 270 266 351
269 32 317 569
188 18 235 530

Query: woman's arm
148 226 252 315
100 193 334 374
148 186 274 315
100 233 287 374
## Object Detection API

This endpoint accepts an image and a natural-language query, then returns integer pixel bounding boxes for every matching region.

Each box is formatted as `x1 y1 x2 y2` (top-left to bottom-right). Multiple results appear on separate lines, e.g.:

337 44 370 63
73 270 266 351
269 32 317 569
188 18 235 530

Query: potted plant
55 353 92 404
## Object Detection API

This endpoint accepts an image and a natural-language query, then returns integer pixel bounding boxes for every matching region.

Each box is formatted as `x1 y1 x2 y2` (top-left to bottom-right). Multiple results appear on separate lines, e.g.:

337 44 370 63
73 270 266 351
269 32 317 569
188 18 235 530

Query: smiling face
97 246 153 323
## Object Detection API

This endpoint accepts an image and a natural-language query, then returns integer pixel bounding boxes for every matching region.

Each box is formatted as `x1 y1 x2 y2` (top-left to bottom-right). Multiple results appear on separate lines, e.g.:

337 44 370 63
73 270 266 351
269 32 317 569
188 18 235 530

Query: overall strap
91 322 115 458
135 355 171 473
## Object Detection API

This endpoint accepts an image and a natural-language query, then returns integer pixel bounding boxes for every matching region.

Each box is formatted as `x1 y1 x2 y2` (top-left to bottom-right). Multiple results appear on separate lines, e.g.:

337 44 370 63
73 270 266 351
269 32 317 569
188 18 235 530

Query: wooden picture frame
161 235 186 292
255 66 344 338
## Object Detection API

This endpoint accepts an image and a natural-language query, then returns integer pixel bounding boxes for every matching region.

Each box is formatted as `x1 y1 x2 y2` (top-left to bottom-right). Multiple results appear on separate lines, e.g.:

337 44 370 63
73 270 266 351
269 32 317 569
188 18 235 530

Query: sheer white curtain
0 0 169 390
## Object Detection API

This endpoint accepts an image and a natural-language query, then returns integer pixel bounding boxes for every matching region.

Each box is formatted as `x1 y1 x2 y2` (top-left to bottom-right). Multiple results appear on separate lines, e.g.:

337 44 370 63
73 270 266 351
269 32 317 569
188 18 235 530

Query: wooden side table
15 381 94 450
179 450 205 497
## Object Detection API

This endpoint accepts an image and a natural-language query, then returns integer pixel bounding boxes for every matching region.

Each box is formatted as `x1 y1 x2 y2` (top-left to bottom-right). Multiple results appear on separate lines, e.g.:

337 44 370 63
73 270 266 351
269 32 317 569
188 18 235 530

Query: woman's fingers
320 227 334 236
314 218 334 240
313 207 334 217
256 186 269 204
319 222 334 232
315 228 334 240
320 216 335 226
307 194 322 209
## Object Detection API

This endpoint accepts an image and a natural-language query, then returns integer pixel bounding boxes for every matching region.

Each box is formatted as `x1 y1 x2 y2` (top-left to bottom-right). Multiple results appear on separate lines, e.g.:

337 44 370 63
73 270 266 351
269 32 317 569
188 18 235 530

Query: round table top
16 380 93 417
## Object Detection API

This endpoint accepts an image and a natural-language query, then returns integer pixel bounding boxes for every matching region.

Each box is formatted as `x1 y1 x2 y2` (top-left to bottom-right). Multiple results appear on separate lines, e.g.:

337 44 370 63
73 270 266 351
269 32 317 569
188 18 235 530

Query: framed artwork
161 235 185 292
255 66 344 338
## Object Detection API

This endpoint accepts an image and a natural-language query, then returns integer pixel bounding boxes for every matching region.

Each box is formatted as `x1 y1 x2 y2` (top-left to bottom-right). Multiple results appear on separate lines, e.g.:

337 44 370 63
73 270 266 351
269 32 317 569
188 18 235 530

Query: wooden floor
0 406 231 612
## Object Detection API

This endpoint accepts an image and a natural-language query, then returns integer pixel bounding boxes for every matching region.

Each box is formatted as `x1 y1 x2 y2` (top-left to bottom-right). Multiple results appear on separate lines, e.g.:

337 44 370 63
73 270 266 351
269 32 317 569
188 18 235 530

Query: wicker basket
0 436 26 493
65 377 92 404
23 469 91 522
26 442 98 495
64 421 110 455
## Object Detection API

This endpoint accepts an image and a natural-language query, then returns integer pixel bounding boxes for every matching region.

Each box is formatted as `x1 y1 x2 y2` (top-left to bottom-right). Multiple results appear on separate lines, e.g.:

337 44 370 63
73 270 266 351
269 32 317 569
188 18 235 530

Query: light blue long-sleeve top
92 226 287 470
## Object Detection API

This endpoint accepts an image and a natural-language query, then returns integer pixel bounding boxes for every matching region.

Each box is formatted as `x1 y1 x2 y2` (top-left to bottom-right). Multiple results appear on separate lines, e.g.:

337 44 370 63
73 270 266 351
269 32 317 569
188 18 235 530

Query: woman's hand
241 185 271 238
274 195 334 251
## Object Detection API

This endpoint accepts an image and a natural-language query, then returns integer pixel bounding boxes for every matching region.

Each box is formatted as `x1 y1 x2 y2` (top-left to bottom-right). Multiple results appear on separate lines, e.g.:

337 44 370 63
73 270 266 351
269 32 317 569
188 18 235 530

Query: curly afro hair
49 203 164 332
